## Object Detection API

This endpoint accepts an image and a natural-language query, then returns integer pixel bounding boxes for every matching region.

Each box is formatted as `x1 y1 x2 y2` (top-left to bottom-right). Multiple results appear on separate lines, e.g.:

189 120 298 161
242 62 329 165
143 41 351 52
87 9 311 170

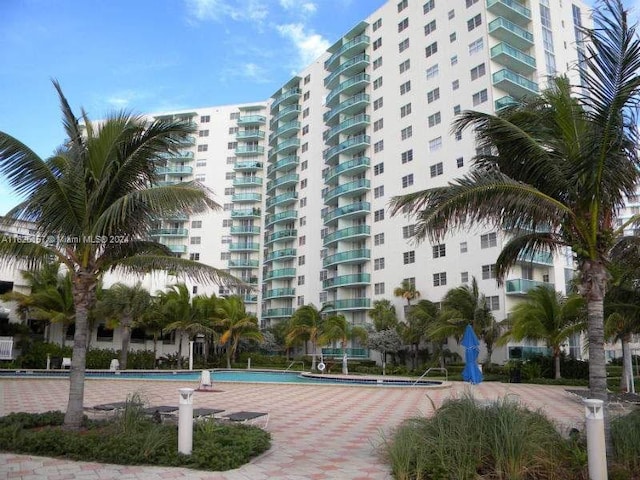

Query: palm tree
214 295 263 368
393 279 420 309
96 282 152 369
286 303 328 371
320 314 368 374
391 1 640 407
0 82 238 428
135 296 168 367
367 299 398 332
404 299 438 370
28 273 76 347
500 287 585 379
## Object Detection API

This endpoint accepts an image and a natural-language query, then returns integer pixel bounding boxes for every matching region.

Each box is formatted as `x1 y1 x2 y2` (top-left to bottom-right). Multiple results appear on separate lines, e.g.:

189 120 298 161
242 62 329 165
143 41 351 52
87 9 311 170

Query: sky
0 0 624 215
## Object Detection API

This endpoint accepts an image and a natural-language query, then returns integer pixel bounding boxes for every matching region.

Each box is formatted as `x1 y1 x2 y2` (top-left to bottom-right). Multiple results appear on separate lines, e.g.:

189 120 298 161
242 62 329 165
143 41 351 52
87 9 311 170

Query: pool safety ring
317 362 326 371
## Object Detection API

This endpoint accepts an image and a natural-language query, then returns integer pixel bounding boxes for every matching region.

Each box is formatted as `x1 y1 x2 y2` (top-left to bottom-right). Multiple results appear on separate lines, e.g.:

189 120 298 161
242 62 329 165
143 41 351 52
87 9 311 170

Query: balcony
265 229 297 244
232 192 262 203
266 209 297 226
242 294 259 303
269 121 300 144
228 259 260 268
229 242 260 251
270 105 301 125
233 177 263 187
236 130 265 140
324 157 370 185
488 17 534 51
235 145 265 156
264 268 297 280
264 288 296 299
323 114 370 144
323 135 370 164
230 225 260 235
237 115 266 126
323 248 370 268
323 273 371 289
265 248 297 262
493 68 539 98
264 307 295 318
231 208 261 218
178 136 196 146
323 179 370 204
491 42 536 74
167 244 187 254
487 0 531 26
324 53 370 89
160 151 194 162
266 191 298 209
271 88 302 111
321 347 369 358
269 138 300 158
234 160 263 172
267 156 299 177
495 95 518 111
322 298 371 312
323 225 370 247
517 251 553 266
150 228 188 237
323 93 370 125
325 34 369 70
323 202 370 226
266 173 299 193
156 166 193 176
240 276 259 285
505 279 555 295
326 73 370 107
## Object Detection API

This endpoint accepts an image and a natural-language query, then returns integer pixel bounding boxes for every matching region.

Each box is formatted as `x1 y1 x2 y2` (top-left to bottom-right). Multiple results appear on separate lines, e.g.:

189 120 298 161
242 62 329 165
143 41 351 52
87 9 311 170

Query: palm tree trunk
226 346 231 369
621 335 633 393
119 316 131 370
554 350 561 380
177 332 183 369
63 272 96 430
311 340 317 371
342 340 348 375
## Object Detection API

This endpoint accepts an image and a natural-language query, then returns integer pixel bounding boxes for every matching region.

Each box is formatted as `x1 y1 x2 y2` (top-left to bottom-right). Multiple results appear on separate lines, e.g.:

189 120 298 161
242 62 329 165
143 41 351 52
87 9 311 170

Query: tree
320 314 368 374
391 0 640 413
366 329 403 374
500 287 585 379
286 304 328 371
0 82 238 428
404 299 438 371
367 299 398 332
214 295 263 368
96 282 151 369
393 279 420 307
135 296 168 367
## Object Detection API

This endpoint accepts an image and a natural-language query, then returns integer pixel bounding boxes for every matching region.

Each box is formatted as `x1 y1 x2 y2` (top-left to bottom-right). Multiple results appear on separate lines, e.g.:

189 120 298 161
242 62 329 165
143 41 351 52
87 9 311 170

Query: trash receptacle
510 366 521 383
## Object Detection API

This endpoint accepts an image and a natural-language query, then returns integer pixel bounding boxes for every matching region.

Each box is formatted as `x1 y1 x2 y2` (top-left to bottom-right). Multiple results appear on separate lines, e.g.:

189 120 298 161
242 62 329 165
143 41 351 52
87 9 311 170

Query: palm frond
495 232 563 282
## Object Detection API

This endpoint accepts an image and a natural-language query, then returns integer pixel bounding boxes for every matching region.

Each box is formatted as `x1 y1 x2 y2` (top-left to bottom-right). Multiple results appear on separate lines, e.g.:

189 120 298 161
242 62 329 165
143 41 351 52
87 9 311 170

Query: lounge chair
222 410 269 428
197 370 214 391
84 400 143 418
142 405 179 423
61 357 71 369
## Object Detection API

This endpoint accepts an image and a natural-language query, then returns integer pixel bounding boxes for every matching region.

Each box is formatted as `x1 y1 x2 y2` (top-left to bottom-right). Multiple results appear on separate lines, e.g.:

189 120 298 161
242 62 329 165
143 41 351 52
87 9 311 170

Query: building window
403 251 415 264
450 32 457 42
298 235 306 246
425 42 438 58
401 126 413 140
433 272 447 286
224 187 234 195
374 119 384 132
430 162 444 177
298 255 306 266
469 38 484 54
399 38 410 53
374 185 385 198
461 271 469 283
374 258 385 270
374 97 384 110
227 142 237 149
220 252 230 260
374 162 384 175
221 235 231 244
374 140 384 153
373 38 382 50
373 57 383 69
373 77 383 90
374 233 385 245
426 64 439 79
196 160 207 167
472 89 488 106
453 104 461 114
301 160 308 170
302 107 310 118
195 174 205 182
189 253 200 261
197 144 208 152
428 112 441 127
300 215 306 226
300 179 307 189
301 142 308 152
300 197 307 208
400 103 412 117
302 125 309 135
455 131 462 141
399 59 410 73
427 88 440 103
433 244 446 258
222 219 232 227
374 282 385 295
200 115 210 123
429 137 443 152
488 296 500 311
423 0 435 14
451 55 458 66
467 13 482 31
424 19 437 36
452 79 460 90
191 220 202 228
199 130 209 137
373 18 382 31
481 232 497 248
400 81 411 95
402 174 414 188
230 112 240 120
303 91 310 101
190 236 201 245
466 0 479 6
457 157 464 168
460 241 468 253
482 264 497 279
398 18 409 32
402 225 415 238
448 9 455 19
470 63 486 80
374 209 385 222
304 74 310 84
401 149 413 164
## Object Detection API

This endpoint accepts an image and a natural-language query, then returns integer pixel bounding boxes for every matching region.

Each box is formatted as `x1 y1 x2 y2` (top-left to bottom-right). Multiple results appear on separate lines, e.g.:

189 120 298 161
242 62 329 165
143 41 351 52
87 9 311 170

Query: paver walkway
0 377 587 479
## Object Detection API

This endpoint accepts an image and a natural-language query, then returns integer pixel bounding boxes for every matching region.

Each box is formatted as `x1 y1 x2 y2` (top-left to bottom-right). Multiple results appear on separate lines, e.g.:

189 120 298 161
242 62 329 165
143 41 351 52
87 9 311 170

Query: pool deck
0 376 588 479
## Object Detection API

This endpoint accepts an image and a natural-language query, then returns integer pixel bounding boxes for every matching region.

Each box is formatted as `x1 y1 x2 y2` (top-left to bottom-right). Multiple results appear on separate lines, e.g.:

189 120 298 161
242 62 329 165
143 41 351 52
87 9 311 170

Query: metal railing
412 367 448 386
284 360 305 372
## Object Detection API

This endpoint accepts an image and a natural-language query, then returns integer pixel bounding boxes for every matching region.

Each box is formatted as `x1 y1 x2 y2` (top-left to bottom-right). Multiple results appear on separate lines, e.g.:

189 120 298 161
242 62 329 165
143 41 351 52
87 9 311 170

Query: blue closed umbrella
461 324 483 384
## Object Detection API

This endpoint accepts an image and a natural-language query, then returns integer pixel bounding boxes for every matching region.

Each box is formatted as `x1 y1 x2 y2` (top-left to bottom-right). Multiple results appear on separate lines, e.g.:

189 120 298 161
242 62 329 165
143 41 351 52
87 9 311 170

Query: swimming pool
0 368 444 387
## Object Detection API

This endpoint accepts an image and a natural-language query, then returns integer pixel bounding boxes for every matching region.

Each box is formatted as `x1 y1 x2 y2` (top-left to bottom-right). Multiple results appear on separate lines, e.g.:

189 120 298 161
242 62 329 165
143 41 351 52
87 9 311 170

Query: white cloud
242 63 270 83
276 23 330 69
279 0 317 15
185 0 268 24
106 91 139 108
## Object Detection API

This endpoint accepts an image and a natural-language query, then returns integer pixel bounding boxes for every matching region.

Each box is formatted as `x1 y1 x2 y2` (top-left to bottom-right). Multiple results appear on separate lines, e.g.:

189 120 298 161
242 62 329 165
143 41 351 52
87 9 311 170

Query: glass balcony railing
264 268 297 280
323 93 370 124
242 294 258 303
323 178 370 204
167 244 187 253
323 202 370 225
228 242 260 251
235 145 265 156
231 208 261 218
228 259 260 268
160 151 194 161
233 177 263 187
266 210 297 226
321 347 368 358
271 88 302 111
322 273 371 289
234 160 263 171
265 248 297 262
270 105 301 126
237 115 266 125
323 135 370 163
517 251 553 265
156 166 193 175
269 138 300 158
266 191 298 210
323 298 371 311
323 157 370 185
323 248 370 267
265 229 297 244
267 156 299 177
493 68 539 98
505 279 555 295
324 53 370 89
326 73 370 106
491 42 536 74
236 130 265 140
323 225 370 247
230 225 260 235
150 228 188 237
266 173 299 193
264 307 295 318
495 95 518 110
232 193 262 203
325 34 369 70
487 0 531 26
488 17 534 50
264 288 296 299
269 121 300 144
323 114 370 143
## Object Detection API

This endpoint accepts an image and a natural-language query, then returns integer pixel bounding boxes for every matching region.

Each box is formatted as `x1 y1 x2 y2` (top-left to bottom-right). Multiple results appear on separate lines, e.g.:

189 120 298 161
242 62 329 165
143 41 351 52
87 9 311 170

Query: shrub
611 410 640 473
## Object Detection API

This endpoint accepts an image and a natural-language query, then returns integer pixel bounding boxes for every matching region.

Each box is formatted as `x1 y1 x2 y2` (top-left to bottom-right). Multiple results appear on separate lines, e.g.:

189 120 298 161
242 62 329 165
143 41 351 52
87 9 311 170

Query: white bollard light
584 399 608 480
247 357 251 369
178 388 194 455
189 341 194 371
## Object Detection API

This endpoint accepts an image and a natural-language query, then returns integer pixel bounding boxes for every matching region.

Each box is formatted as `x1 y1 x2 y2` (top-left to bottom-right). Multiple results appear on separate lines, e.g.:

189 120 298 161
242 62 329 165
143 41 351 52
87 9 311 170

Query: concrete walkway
0 377 587 479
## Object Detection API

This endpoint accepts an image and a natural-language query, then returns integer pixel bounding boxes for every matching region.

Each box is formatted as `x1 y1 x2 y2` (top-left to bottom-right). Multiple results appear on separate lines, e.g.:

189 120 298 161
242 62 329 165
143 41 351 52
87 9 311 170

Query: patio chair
197 370 214 391
222 410 269 429
61 357 71 369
